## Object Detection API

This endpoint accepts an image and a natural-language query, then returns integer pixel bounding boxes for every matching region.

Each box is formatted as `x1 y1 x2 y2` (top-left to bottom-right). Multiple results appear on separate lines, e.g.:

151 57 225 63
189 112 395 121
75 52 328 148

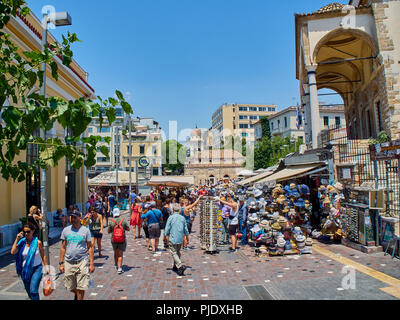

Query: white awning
237 170 275 186
258 164 322 184
146 176 194 187
88 171 136 186
237 169 258 177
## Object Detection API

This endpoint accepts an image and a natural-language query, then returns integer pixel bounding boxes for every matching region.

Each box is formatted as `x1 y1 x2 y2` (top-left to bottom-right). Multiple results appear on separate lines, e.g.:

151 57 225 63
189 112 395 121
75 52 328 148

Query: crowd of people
11 187 204 300
11 178 346 300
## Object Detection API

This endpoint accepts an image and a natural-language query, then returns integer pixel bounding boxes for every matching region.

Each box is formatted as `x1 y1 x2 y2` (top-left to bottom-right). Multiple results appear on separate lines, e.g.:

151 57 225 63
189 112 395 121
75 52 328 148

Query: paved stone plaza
0 210 399 300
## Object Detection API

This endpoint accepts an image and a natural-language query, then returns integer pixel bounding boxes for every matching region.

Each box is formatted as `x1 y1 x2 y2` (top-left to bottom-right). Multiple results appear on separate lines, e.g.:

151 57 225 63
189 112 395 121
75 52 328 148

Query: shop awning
88 171 137 186
258 164 322 184
146 176 195 187
237 169 258 177
237 170 275 186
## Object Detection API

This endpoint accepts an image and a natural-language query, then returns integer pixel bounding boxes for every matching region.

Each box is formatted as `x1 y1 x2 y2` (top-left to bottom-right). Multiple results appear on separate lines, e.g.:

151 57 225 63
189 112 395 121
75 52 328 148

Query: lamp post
40 10 72 265
128 115 132 196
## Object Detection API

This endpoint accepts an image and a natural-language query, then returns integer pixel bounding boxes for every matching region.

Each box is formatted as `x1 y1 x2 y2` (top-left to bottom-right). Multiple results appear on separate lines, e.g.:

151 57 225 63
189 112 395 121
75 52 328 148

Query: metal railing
319 125 399 218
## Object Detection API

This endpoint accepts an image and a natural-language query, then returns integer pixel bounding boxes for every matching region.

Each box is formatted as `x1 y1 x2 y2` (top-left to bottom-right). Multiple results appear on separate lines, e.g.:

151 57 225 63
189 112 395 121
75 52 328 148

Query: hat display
277 237 286 248
294 198 306 208
277 195 287 205
334 182 344 191
278 217 287 228
271 222 282 231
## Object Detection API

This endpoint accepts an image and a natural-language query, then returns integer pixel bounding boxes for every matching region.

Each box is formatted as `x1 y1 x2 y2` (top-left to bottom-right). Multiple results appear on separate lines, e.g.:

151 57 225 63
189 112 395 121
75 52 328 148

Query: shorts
111 241 127 252
229 224 238 236
148 223 161 239
64 259 90 291
90 230 103 239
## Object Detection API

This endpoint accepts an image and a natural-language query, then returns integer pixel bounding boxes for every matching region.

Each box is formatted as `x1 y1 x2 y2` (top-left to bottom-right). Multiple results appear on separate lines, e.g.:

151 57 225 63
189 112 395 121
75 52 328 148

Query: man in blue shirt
108 190 116 216
141 202 162 252
165 203 189 276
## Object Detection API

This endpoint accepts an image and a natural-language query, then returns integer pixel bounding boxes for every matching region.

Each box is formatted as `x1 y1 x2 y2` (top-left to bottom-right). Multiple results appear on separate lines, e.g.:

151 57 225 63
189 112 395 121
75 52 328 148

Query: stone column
306 65 321 149
302 84 311 148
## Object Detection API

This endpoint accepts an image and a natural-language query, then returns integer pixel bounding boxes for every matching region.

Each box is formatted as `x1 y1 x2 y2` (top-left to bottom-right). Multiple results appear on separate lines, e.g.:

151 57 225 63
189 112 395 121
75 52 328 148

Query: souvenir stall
199 197 219 254
244 183 314 257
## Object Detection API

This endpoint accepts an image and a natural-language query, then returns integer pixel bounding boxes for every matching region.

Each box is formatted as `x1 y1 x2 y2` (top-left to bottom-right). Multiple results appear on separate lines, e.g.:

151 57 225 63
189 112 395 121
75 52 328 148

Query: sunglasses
23 230 32 235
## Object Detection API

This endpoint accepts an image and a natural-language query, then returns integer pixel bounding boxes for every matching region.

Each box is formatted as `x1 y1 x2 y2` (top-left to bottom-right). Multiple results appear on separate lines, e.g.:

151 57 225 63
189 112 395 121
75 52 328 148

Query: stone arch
312 28 379 64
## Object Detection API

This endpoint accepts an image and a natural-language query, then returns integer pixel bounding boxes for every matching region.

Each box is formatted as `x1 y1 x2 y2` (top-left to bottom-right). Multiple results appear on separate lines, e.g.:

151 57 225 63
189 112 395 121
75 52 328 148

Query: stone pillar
306 65 321 149
302 84 311 148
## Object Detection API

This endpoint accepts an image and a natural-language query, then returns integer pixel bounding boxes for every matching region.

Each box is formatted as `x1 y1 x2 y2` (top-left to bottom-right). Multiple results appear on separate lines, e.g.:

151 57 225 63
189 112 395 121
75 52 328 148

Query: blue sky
28 0 345 139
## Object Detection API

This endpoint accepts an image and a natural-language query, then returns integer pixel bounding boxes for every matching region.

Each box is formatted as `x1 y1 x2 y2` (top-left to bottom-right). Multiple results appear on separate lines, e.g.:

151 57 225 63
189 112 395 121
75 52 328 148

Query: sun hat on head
144 203 152 210
69 211 82 218
113 208 121 217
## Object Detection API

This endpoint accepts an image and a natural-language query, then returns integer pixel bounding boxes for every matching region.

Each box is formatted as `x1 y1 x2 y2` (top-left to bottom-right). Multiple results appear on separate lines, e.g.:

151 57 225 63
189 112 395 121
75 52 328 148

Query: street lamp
40 10 72 265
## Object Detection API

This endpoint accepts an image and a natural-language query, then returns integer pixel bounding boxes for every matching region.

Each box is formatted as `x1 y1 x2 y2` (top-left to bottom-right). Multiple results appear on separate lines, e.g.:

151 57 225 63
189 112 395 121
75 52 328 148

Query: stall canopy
237 170 275 186
88 171 136 186
146 176 195 187
237 169 258 177
258 164 322 184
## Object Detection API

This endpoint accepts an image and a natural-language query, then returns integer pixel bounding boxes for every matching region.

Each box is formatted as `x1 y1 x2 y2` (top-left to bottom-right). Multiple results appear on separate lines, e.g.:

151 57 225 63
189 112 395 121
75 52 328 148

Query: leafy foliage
0 1 133 181
254 135 301 170
162 140 186 175
369 131 391 145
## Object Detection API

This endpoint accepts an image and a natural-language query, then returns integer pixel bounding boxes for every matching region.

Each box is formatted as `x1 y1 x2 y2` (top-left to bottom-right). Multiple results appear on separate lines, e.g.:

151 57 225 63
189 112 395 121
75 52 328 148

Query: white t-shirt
22 245 42 268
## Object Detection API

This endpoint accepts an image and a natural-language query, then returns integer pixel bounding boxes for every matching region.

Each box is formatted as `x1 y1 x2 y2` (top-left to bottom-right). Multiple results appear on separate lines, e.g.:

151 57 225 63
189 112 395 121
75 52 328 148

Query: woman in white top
11 222 49 300
217 195 239 253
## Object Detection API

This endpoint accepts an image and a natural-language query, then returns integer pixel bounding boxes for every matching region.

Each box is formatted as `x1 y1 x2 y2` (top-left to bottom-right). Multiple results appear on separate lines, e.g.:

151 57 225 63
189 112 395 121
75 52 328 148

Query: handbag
42 274 54 297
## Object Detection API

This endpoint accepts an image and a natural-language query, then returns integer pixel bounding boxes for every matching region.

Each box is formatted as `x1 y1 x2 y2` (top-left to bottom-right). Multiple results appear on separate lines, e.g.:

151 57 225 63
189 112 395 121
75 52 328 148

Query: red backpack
111 218 125 243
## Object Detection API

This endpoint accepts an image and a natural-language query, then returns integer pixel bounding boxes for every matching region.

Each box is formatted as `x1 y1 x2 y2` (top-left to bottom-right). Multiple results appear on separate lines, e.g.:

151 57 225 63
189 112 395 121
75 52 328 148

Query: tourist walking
88 207 104 257
164 203 189 276
160 199 172 249
141 202 162 252
11 222 49 300
103 195 110 227
130 197 142 239
237 196 248 245
108 208 130 274
108 190 116 217
218 194 239 253
59 211 95 300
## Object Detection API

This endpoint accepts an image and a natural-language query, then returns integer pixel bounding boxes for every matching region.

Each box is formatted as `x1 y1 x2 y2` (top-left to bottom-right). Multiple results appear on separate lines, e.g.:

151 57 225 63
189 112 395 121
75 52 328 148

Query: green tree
254 135 298 170
0 1 133 181
260 116 271 139
162 140 187 175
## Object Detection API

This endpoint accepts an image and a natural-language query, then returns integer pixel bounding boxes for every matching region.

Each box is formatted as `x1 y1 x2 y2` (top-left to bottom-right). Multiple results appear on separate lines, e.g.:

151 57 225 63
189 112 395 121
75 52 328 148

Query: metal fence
319 125 399 218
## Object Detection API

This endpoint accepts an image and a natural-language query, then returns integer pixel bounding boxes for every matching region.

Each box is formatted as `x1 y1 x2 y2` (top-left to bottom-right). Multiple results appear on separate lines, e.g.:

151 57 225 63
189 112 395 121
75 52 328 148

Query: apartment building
121 118 163 177
266 105 346 143
87 107 125 177
211 103 277 147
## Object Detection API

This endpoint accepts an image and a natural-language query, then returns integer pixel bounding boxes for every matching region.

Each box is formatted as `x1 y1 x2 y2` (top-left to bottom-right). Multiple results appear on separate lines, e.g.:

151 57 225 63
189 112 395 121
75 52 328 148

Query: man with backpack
108 208 130 274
